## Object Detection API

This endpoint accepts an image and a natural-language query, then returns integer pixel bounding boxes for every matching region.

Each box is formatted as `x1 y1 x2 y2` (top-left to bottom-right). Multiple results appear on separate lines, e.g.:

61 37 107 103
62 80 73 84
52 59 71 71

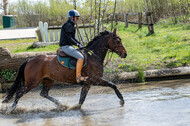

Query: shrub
0 69 17 81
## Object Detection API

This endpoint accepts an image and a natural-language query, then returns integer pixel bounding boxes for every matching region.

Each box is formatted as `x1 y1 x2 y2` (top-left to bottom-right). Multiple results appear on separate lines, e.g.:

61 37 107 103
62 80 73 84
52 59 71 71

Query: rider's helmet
67 10 80 18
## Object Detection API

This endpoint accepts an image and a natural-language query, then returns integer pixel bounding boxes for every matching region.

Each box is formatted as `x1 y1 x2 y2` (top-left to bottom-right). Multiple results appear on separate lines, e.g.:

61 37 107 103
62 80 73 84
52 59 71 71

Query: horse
2 28 127 111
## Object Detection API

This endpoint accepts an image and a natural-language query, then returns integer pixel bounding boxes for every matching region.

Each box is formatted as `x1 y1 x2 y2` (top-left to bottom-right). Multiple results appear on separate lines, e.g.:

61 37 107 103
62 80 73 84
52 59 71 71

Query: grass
106 20 190 71
1 18 190 73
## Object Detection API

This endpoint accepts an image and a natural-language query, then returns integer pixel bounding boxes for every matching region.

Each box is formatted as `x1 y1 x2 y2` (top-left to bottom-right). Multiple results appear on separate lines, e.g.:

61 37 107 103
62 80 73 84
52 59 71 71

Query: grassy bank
0 19 190 75
110 20 190 72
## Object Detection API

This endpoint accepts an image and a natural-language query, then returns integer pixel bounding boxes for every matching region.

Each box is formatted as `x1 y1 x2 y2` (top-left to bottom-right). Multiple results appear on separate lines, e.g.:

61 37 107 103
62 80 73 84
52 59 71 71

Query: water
0 79 190 126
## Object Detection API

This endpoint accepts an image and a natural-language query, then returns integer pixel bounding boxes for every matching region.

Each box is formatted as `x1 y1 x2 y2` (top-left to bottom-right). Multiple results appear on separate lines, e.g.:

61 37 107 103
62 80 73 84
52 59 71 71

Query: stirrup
76 76 88 83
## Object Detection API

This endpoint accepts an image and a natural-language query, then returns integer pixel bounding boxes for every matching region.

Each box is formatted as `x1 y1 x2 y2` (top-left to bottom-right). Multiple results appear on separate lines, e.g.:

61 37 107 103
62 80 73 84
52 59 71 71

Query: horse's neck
87 36 109 65
93 46 108 65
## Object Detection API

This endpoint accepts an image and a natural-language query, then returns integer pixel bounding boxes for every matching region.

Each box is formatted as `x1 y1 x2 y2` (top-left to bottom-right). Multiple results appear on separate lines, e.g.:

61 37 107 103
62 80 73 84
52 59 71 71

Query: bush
0 69 17 81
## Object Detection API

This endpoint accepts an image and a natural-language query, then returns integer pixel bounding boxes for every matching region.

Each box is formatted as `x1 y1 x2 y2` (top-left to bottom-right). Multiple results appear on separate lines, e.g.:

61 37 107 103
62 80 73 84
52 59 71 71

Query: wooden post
44 22 49 42
39 21 44 42
124 13 128 28
146 12 154 34
36 27 42 42
82 20 89 44
106 14 109 24
0 83 2 93
115 13 118 25
138 12 143 29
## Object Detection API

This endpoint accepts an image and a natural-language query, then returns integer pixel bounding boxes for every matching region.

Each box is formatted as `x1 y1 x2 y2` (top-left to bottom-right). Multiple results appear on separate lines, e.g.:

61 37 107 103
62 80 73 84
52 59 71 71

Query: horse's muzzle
121 52 127 58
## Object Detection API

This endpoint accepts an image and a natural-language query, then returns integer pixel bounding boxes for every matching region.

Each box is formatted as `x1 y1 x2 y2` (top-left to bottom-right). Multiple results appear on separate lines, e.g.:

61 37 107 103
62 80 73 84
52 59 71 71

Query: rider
59 9 88 83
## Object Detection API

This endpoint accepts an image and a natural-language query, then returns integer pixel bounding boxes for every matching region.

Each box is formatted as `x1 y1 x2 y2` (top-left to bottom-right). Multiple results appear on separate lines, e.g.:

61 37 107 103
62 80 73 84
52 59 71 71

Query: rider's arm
64 24 81 46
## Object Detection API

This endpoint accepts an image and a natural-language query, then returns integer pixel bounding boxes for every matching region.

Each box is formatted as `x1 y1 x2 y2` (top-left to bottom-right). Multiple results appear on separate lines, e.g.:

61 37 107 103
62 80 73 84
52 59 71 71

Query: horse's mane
86 30 110 49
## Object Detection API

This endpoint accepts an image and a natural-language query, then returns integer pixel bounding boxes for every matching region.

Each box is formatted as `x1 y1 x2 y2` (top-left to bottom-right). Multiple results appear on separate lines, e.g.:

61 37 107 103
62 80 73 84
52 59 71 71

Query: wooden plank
75 30 78 41
124 13 128 28
146 12 154 34
48 25 94 30
49 30 54 42
138 12 143 29
54 30 59 41
79 29 84 43
44 22 49 42
39 21 44 42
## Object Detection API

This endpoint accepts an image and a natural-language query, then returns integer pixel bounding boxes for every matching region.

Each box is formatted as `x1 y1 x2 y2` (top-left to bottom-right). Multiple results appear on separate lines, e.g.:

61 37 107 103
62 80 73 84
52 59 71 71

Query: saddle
57 48 87 69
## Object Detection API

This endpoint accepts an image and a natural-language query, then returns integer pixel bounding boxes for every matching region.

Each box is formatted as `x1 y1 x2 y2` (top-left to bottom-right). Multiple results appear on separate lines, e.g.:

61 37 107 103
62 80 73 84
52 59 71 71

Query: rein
104 50 113 67
84 32 122 67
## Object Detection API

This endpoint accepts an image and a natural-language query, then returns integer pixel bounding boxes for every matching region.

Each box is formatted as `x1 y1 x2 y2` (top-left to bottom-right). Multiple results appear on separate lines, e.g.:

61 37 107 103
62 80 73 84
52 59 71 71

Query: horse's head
107 28 127 58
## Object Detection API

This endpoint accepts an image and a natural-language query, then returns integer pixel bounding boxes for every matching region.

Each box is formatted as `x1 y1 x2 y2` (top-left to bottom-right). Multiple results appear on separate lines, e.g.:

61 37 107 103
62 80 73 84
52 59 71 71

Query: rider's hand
78 44 84 49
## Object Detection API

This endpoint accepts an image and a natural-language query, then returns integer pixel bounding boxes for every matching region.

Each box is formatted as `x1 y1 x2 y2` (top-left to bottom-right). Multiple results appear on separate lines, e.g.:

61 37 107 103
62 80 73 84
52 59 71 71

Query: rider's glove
78 43 84 48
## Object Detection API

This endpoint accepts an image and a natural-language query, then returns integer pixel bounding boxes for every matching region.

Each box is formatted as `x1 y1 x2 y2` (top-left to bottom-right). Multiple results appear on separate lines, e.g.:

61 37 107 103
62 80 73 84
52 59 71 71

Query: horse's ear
113 27 117 35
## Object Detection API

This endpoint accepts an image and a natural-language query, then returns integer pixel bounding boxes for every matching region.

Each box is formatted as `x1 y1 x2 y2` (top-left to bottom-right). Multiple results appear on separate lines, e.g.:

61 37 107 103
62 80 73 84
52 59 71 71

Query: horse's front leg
67 85 91 110
87 77 124 106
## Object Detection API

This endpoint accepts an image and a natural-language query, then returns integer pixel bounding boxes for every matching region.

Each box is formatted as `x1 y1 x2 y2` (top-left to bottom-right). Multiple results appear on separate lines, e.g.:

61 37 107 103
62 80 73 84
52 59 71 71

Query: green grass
1 19 190 72
13 44 59 53
0 25 3 29
104 20 190 72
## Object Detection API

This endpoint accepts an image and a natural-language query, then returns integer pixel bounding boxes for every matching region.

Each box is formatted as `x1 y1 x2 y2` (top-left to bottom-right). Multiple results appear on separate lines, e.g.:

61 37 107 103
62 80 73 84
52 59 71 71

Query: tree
111 0 116 31
3 0 8 15
73 0 77 9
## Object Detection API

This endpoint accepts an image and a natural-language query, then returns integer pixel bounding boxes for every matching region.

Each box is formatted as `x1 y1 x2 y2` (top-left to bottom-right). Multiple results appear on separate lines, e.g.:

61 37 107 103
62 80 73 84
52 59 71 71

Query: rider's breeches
61 45 84 61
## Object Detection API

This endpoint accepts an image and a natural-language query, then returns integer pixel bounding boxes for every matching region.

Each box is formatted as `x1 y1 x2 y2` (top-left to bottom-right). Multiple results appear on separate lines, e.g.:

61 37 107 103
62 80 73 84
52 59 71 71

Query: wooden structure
37 21 103 44
108 12 154 34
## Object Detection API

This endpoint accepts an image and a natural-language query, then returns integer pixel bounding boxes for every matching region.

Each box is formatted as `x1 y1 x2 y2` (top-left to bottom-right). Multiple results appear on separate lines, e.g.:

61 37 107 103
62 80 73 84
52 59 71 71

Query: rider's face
74 17 79 23
71 17 79 23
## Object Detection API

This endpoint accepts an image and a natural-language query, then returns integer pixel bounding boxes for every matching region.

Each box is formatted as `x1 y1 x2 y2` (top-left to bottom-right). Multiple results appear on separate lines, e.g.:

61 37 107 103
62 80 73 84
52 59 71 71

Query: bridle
83 32 125 67
104 33 124 66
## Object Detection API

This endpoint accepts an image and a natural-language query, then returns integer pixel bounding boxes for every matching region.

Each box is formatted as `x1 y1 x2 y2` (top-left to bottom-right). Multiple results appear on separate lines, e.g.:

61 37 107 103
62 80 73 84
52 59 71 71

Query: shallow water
0 79 190 126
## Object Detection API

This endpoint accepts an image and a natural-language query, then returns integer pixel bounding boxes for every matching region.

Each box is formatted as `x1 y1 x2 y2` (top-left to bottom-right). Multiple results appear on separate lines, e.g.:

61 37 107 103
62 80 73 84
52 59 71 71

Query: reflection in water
0 79 190 126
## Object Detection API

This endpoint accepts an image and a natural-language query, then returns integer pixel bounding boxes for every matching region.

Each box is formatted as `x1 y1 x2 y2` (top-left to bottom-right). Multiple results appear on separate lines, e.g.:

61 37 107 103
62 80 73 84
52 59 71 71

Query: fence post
106 14 109 23
38 21 44 42
124 13 128 28
138 12 143 29
44 22 49 42
115 13 118 25
146 12 154 35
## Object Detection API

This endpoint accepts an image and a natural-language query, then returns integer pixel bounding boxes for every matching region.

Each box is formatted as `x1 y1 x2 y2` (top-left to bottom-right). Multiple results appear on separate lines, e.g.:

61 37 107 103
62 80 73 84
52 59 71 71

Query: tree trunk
3 0 8 15
111 0 117 31
73 0 77 9
170 0 178 24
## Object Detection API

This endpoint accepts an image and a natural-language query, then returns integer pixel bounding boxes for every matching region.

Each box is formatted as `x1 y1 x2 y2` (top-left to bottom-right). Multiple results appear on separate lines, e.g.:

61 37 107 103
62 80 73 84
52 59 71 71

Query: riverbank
1 19 190 91
1 66 190 93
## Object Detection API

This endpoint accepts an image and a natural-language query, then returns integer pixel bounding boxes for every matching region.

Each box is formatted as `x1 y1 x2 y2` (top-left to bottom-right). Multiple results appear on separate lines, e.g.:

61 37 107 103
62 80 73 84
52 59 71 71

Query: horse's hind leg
11 80 41 111
40 78 62 107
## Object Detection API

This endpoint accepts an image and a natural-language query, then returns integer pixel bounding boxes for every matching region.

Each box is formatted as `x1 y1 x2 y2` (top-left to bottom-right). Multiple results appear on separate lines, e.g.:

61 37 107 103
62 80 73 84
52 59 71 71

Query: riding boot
76 58 88 83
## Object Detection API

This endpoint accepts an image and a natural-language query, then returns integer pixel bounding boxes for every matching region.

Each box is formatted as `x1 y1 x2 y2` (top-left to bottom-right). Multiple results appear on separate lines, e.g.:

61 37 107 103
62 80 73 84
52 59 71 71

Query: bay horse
2 28 127 110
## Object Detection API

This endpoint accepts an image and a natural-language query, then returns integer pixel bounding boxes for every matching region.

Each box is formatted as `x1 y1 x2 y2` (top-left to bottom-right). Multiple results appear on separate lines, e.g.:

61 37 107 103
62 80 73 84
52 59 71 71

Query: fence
107 12 154 34
37 20 103 45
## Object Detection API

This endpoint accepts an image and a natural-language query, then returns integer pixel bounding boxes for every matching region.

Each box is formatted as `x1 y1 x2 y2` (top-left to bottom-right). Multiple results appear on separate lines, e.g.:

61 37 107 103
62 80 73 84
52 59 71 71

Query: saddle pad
57 51 87 69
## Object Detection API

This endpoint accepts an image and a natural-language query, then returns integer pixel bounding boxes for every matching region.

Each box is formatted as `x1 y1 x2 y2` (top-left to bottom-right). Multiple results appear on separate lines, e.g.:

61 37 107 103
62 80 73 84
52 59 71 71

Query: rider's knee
78 56 84 61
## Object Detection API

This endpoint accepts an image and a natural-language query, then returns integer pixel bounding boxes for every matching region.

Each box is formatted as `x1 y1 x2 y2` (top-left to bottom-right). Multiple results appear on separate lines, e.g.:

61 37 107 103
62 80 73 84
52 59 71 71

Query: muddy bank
118 66 190 82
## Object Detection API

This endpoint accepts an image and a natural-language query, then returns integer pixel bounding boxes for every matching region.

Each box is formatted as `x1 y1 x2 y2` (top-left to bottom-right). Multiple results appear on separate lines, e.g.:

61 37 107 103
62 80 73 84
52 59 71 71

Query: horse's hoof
120 100 125 106
66 104 81 110
5 106 16 115
57 104 69 111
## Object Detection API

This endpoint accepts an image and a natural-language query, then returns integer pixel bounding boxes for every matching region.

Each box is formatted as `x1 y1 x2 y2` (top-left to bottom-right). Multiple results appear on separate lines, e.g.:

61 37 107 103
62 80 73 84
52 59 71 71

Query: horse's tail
2 61 27 103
